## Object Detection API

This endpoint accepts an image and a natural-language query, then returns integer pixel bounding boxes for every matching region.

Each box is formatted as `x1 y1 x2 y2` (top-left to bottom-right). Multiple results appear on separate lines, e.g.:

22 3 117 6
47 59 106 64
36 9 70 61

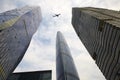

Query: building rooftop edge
13 70 52 74
72 7 120 29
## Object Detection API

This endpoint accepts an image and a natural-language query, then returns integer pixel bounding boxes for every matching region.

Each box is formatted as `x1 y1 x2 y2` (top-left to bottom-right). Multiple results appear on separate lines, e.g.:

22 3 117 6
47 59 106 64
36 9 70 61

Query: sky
0 0 120 80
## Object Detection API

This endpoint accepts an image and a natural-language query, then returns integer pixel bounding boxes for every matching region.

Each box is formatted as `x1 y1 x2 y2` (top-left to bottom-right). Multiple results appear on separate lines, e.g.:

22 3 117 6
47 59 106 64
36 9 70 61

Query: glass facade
0 6 41 80
56 31 80 80
7 70 52 80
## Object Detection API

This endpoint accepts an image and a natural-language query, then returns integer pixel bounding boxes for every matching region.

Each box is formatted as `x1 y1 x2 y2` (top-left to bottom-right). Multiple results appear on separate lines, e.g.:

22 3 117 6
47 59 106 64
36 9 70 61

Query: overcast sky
0 0 120 80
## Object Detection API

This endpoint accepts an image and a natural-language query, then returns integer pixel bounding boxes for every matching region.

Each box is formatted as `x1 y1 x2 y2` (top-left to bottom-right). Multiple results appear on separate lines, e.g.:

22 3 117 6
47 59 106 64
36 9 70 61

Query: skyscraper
56 31 80 80
72 7 120 80
7 70 52 80
0 6 41 80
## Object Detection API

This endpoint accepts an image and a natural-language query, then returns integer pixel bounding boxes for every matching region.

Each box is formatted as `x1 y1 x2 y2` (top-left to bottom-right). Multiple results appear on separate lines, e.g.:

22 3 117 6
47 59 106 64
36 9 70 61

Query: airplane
53 14 61 17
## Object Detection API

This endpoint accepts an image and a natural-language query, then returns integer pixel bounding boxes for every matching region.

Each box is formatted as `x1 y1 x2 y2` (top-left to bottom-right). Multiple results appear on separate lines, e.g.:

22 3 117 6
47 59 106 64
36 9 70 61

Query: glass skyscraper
0 6 41 80
56 31 80 80
7 70 51 80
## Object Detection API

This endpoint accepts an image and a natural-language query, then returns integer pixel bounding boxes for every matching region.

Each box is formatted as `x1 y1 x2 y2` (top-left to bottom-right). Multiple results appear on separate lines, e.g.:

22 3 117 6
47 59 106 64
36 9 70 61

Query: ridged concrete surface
72 7 120 80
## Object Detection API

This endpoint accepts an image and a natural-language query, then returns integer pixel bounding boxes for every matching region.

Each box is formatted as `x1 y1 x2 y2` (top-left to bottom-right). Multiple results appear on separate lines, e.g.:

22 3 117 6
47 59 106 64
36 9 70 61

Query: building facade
0 6 41 80
7 70 51 80
72 7 120 80
56 31 80 80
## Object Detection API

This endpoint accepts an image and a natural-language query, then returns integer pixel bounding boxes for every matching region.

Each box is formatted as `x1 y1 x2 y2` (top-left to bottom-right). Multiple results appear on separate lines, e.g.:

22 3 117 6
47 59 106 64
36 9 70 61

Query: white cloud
71 0 120 10
0 0 17 13
74 53 106 80
1 0 120 80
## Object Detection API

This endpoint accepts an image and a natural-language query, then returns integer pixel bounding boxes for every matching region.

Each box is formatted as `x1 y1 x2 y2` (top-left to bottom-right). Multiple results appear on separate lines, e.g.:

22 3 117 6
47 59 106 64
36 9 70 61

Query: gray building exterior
7 70 52 80
72 7 120 80
0 6 41 80
56 31 80 80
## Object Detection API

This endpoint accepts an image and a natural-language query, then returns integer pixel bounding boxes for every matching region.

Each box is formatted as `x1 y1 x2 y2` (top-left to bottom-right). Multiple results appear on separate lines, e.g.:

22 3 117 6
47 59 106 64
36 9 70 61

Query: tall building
56 31 80 80
0 6 41 80
7 70 52 80
72 7 120 80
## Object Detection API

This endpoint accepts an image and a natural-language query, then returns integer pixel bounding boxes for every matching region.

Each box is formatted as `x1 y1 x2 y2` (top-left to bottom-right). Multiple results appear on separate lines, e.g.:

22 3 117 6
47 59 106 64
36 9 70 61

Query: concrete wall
72 7 120 80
